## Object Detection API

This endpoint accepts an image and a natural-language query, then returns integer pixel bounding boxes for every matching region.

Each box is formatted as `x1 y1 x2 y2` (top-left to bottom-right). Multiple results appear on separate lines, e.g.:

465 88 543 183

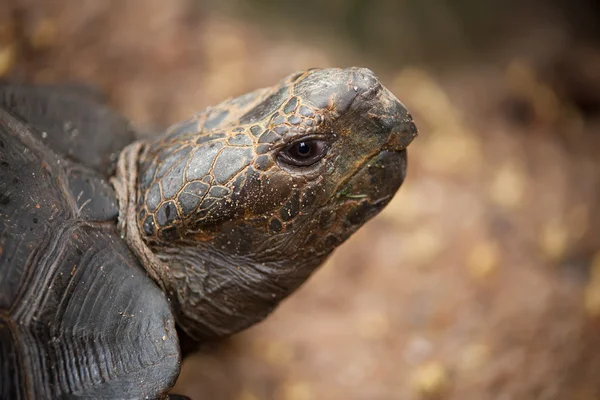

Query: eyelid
277 138 328 167
283 138 327 153
272 133 329 151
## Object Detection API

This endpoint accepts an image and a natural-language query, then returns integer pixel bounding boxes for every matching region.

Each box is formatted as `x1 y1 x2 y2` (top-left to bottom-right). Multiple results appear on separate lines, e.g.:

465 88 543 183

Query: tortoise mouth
336 148 407 207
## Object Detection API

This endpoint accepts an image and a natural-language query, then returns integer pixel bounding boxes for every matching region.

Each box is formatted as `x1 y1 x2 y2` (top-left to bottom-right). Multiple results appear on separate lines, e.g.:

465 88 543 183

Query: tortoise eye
279 139 328 167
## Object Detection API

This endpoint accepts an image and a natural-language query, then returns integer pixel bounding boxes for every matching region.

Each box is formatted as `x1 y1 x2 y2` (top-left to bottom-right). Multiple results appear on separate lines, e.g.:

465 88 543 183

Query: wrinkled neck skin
112 142 330 341
158 240 325 340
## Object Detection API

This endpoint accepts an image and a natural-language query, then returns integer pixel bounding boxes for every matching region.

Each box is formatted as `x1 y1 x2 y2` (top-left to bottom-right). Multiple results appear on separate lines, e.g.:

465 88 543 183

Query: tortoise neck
111 140 326 342
111 140 173 292
154 243 324 341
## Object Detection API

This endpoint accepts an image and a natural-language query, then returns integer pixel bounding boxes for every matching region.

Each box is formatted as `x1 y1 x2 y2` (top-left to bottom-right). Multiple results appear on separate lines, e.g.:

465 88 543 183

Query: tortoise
0 67 417 399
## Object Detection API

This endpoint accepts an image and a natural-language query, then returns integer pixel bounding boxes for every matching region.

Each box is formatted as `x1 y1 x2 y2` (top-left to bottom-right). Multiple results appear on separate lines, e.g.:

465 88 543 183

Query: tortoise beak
378 87 418 152
385 117 418 152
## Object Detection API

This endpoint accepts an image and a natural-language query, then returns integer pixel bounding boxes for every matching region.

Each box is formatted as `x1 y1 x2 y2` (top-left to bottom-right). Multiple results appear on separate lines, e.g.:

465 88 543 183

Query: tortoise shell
0 86 179 399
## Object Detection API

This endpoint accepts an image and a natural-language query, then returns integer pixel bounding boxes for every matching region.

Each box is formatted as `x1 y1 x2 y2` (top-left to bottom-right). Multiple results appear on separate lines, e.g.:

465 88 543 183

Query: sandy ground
2 1 600 399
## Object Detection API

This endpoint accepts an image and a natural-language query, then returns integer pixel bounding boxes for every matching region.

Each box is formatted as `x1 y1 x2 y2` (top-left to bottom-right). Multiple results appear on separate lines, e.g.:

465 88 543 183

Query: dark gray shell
0 88 180 399
0 83 136 175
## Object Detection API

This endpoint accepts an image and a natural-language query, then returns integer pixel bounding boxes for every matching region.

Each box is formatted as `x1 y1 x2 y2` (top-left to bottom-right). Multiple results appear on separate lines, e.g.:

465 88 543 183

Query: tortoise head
132 67 417 339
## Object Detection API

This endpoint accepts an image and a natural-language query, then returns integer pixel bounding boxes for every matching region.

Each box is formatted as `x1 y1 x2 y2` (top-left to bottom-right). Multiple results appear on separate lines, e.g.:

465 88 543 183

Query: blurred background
1 0 599 399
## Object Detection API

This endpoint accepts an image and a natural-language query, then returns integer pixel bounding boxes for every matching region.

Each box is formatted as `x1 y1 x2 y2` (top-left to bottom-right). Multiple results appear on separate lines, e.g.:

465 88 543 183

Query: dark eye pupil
279 138 327 167
296 142 311 156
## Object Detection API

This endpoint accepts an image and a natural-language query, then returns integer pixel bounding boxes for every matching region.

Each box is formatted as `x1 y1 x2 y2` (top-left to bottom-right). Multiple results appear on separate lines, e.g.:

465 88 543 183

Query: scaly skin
112 67 418 341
